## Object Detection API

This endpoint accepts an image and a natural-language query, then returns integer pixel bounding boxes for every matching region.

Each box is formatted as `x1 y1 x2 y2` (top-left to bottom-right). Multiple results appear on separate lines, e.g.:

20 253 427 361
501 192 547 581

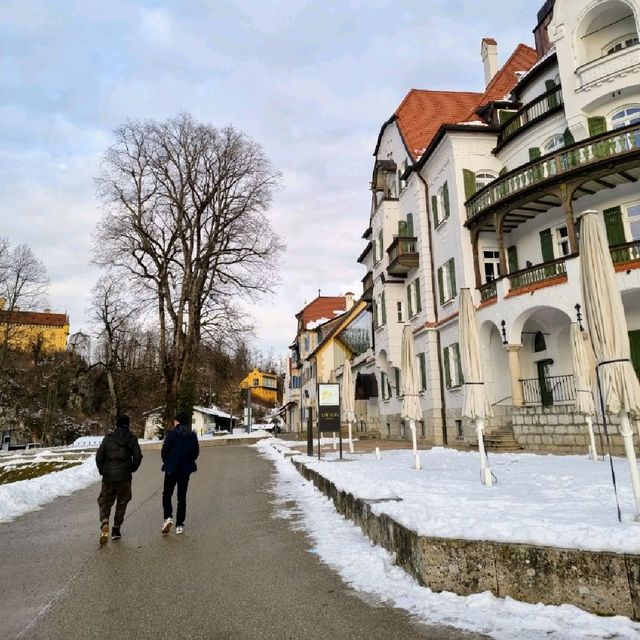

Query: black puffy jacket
161 424 199 475
96 425 143 482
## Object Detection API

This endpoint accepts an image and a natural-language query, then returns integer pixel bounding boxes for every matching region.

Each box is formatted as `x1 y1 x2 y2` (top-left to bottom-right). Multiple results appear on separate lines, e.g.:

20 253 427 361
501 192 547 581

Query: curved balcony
465 123 640 229
576 45 640 92
386 236 418 277
508 257 567 293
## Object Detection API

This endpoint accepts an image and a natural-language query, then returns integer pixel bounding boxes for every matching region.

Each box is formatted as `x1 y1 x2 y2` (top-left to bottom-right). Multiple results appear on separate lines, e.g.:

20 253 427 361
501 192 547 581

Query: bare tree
93 114 283 429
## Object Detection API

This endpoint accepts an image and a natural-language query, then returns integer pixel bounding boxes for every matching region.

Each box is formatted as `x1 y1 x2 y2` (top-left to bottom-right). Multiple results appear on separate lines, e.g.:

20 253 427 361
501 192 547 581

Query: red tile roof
0 310 68 327
297 296 346 329
392 43 538 160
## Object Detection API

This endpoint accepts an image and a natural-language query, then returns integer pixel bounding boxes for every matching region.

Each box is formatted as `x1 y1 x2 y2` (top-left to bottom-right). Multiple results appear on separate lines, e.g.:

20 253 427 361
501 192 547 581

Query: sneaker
161 517 173 534
99 521 109 545
176 525 184 535
111 527 121 540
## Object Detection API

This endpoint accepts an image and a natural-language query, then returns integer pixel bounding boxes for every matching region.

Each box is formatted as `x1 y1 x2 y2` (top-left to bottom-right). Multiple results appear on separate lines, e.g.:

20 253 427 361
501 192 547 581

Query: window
417 352 427 391
380 291 387 326
483 249 501 283
543 134 564 154
443 343 464 389
407 279 422 317
437 259 456 304
377 230 384 263
397 301 403 322
381 372 391 400
455 420 463 438
627 203 640 240
605 35 639 56
394 368 401 396
475 172 496 191
611 106 640 130
433 181 450 227
555 226 571 257
253 378 259 386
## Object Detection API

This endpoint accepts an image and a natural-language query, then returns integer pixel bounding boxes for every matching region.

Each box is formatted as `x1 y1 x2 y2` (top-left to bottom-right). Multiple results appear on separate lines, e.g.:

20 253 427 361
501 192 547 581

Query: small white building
192 405 236 436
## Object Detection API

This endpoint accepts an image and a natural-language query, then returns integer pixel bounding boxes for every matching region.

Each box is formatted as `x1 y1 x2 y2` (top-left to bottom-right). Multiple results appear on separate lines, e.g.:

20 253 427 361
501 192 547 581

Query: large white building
359 0 640 453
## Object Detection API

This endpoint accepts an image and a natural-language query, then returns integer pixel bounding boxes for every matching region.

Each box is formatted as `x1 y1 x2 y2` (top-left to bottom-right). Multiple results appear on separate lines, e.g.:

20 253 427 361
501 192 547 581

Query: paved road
0 445 484 640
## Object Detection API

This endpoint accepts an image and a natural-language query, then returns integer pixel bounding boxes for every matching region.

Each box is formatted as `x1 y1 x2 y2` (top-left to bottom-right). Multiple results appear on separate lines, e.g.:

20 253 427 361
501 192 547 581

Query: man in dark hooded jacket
161 409 199 535
96 415 143 544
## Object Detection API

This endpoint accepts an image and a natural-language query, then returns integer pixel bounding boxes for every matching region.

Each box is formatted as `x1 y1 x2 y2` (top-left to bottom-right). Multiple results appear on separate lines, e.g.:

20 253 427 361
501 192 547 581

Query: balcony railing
466 123 640 222
576 45 640 90
387 236 418 276
362 271 373 301
508 257 567 291
479 280 498 302
521 375 576 406
610 240 640 264
499 85 564 146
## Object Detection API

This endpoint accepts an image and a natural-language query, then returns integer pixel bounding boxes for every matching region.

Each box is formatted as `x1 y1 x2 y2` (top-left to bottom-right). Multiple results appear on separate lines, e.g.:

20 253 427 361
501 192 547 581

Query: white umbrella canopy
400 324 422 469
579 210 640 517
569 322 598 459
342 359 356 453
458 288 493 486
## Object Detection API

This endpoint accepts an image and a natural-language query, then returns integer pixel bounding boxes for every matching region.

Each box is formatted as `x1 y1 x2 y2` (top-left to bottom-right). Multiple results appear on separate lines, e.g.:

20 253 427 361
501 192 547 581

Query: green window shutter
545 79 558 108
463 169 477 199
442 181 450 219
629 331 640 378
407 285 413 318
378 230 384 259
545 79 556 91
398 220 408 236
443 346 451 389
437 266 444 305
415 278 422 313
431 195 439 226
498 109 514 124
454 343 464 385
406 213 414 236
419 353 427 390
539 228 554 262
381 291 387 325
603 206 626 246
507 245 519 273
588 116 607 137
372 300 378 329
528 147 541 161
395 368 400 395
448 258 457 299
499 166 508 176
563 127 575 146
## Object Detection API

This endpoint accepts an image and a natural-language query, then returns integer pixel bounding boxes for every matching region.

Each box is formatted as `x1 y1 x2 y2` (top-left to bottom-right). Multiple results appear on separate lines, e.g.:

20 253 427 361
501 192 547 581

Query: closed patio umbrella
400 324 422 470
459 288 494 486
342 359 356 454
579 210 640 519
569 322 598 460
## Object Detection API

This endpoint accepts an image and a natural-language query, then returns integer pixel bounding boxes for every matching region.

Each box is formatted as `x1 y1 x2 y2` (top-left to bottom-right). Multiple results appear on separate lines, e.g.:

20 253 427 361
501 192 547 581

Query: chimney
481 38 498 87
345 292 355 311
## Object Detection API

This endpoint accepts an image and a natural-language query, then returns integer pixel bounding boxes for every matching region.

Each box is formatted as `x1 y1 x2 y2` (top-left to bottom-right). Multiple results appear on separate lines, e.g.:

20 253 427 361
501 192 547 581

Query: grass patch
0 460 83 485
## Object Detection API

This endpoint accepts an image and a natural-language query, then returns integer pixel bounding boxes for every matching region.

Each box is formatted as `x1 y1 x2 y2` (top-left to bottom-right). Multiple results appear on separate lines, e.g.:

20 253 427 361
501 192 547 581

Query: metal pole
306 414 313 457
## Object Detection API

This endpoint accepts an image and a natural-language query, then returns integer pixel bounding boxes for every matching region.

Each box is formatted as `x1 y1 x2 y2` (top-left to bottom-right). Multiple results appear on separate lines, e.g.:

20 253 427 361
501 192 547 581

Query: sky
1 0 542 358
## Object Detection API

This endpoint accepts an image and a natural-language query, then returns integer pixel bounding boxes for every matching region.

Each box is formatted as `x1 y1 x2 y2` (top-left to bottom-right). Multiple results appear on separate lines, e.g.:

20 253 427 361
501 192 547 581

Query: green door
537 360 553 406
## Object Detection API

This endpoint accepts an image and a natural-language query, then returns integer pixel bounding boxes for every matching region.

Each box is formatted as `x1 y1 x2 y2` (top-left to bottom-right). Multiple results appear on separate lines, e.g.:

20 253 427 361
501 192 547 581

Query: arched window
605 34 639 55
475 172 496 191
543 134 565 154
611 106 640 129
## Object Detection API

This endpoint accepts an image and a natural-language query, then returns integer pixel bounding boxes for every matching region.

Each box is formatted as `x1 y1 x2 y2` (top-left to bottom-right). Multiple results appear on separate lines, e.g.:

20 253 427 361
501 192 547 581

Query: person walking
96 415 143 544
161 409 199 535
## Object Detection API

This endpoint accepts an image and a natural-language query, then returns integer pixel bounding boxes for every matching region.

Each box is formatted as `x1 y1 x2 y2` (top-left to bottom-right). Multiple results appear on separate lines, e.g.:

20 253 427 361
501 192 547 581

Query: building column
505 344 524 407
559 183 579 255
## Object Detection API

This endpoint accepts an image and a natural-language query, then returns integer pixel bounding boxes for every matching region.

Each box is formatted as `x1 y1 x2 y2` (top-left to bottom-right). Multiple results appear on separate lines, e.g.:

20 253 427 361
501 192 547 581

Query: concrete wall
292 458 640 620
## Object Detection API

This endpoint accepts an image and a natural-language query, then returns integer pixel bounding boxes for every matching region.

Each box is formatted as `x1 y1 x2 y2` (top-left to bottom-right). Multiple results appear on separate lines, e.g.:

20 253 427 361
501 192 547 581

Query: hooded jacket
161 423 199 475
96 424 143 482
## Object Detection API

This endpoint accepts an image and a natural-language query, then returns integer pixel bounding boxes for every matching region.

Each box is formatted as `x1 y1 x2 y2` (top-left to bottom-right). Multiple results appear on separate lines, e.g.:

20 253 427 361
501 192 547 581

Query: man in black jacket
161 409 199 535
96 415 143 544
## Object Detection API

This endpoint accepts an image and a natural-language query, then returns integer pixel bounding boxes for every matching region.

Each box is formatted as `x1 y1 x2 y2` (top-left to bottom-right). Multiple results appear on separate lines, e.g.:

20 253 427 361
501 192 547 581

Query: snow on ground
257 439 640 639
0 456 100 523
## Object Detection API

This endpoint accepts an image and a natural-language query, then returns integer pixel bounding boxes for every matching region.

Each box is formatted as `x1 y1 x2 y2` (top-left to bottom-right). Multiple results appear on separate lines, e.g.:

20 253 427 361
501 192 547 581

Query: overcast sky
1 0 542 358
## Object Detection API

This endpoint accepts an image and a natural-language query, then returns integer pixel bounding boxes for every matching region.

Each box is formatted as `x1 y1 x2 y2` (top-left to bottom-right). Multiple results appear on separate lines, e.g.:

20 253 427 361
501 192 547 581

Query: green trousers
98 480 132 527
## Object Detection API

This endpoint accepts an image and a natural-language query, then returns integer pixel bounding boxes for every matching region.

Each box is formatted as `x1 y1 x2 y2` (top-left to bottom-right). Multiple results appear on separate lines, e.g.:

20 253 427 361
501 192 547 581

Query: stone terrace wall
291 458 640 620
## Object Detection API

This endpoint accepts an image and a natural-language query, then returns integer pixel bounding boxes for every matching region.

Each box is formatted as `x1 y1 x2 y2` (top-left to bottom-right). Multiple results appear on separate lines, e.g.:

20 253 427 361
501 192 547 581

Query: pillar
506 344 524 407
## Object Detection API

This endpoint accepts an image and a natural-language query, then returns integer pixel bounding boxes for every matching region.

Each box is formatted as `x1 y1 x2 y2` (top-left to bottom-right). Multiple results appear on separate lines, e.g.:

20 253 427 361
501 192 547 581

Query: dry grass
0 460 82 485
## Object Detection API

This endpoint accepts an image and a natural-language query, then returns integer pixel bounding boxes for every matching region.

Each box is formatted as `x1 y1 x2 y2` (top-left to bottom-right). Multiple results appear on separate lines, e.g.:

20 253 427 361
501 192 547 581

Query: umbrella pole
586 416 598 460
476 418 493 486
410 420 420 470
620 412 640 520
348 420 354 454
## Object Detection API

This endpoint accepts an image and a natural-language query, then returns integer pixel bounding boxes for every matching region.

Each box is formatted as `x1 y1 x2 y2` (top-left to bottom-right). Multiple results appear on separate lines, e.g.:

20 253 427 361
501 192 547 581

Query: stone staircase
481 425 522 452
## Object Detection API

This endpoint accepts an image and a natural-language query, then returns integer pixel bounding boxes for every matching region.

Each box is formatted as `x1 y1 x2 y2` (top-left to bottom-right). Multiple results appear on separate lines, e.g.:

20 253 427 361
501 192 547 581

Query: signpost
317 383 341 460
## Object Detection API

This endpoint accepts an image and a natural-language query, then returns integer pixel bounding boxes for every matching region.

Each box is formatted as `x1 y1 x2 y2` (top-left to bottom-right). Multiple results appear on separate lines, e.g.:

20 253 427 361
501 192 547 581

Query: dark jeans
98 480 132 527
162 472 190 525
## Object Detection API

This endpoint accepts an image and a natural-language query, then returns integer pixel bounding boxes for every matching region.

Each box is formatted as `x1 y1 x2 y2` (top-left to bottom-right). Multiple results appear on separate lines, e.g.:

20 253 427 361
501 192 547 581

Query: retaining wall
291 458 640 620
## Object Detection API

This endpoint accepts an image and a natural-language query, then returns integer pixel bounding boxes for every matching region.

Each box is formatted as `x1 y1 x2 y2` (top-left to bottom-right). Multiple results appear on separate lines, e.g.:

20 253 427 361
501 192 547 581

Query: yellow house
240 369 279 405
0 307 69 354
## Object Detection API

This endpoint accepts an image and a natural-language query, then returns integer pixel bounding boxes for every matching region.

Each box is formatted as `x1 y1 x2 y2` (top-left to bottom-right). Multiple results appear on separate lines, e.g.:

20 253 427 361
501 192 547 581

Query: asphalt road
0 445 484 640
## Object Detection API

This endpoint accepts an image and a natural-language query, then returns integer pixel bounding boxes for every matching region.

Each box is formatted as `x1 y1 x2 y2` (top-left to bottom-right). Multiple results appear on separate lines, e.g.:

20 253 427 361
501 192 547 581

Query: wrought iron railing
479 280 498 302
466 123 640 221
387 236 418 263
499 85 564 145
610 240 640 264
508 258 567 290
521 375 576 406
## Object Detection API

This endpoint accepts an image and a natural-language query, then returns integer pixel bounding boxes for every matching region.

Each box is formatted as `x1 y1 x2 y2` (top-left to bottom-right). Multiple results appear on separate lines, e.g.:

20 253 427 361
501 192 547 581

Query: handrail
466 123 640 221
479 280 498 302
508 257 568 290
520 374 576 405
610 240 640 264
387 235 418 263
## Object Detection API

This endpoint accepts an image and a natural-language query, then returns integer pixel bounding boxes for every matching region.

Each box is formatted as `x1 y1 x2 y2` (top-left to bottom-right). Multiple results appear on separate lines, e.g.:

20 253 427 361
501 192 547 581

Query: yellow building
240 368 279 405
0 307 69 354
